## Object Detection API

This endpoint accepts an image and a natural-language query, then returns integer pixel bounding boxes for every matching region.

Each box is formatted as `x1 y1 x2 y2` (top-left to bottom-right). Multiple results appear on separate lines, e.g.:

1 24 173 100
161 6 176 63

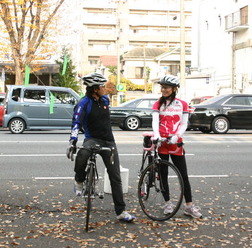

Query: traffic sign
116 83 126 91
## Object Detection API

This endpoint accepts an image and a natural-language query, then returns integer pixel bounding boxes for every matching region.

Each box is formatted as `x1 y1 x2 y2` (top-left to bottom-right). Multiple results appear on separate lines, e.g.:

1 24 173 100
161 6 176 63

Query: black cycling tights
159 153 192 203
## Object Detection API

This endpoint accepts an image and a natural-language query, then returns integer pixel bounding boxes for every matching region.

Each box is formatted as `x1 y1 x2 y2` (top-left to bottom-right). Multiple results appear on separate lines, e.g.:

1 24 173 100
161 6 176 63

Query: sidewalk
0 179 251 248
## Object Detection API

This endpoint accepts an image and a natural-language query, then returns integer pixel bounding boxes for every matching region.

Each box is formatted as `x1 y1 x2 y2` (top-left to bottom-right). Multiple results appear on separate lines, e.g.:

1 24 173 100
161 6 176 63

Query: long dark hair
158 87 177 110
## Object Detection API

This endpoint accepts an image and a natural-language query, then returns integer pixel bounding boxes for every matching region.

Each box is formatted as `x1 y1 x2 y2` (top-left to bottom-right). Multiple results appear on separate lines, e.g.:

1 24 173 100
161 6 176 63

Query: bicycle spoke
138 161 184 221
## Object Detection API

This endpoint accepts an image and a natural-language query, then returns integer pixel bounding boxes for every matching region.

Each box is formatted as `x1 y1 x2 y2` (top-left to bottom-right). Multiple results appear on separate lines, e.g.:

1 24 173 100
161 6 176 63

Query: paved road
0 129 251 247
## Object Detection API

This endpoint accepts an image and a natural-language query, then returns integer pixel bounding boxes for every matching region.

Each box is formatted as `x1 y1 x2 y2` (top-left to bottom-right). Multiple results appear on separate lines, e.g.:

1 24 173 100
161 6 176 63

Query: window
225 96 248 105
23 89 46 103
11 88 21 102
89 59 98 65
50 91 77 105
247 97 252 105
240 6 248 25
137 99 156 108
135 67 144 79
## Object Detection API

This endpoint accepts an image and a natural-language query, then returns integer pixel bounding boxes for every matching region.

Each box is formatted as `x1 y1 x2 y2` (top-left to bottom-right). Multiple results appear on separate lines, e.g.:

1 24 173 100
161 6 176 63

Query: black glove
66 139 77 161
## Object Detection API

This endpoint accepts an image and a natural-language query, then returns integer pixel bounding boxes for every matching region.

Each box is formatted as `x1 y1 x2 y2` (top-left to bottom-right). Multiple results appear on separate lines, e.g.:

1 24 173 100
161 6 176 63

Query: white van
3 85 80 134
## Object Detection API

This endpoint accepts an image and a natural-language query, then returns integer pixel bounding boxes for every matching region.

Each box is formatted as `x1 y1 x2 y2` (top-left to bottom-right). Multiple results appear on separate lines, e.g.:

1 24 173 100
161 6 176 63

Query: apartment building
80 0 193 82
191 0 252 95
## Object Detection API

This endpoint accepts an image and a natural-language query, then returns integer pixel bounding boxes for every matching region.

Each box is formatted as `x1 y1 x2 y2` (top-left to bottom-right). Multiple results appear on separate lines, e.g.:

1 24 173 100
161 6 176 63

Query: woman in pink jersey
152 75 202 218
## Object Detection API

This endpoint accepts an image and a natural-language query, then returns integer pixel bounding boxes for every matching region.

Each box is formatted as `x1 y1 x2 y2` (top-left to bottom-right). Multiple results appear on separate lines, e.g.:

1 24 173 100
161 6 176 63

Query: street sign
116 83 126 92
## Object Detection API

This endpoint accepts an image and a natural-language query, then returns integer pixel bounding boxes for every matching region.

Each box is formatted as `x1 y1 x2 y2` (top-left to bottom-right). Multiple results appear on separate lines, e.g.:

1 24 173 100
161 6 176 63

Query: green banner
62 56 68 75
24 65 30 86
49 92 54 114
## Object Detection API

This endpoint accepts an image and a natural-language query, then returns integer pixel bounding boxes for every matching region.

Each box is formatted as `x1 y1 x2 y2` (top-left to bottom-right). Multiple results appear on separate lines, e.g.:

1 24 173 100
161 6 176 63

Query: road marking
188 175 229 178
0 154 64 157
33 174 229 180
0 153 194 157
34 177 74 180
1 140 252 144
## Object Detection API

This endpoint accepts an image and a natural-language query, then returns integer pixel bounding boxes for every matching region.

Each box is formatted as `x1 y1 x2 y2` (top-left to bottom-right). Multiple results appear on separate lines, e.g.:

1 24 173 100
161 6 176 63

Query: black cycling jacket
70 95 114 142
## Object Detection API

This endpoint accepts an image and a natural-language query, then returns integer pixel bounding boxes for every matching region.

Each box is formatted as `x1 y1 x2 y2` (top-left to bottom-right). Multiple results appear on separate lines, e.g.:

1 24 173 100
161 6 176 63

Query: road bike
138 132 184 221
70 144 114 232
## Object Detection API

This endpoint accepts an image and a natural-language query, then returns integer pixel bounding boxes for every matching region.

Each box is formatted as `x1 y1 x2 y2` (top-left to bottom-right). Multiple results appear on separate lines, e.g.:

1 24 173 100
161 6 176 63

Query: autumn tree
0 0 65 85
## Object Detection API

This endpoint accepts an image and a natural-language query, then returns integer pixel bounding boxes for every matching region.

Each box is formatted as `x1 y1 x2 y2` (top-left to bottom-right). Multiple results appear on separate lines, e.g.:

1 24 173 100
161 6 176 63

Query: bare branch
1 0 66 84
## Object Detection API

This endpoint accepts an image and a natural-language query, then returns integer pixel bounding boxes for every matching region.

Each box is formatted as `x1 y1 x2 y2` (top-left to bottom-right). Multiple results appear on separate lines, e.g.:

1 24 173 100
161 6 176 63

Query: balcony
225 6 249 32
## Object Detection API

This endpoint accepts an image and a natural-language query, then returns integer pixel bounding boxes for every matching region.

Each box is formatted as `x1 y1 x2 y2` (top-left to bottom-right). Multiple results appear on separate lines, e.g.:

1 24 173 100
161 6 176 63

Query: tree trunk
13 56 24 85
15 66 23 85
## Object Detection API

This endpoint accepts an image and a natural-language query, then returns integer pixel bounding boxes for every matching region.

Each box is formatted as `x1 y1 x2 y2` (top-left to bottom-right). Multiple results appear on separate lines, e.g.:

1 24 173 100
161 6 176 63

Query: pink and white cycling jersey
152 98 189 137
152 98 189 155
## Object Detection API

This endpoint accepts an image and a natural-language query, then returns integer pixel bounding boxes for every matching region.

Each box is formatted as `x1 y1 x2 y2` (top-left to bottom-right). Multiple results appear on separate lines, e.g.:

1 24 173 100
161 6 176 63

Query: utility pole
115 0 127 105
180 0 186 99
143 46 147 93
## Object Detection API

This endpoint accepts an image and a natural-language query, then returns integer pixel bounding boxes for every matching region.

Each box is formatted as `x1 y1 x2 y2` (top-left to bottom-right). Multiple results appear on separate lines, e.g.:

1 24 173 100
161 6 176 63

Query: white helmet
82 72 107 87
158 75 180 87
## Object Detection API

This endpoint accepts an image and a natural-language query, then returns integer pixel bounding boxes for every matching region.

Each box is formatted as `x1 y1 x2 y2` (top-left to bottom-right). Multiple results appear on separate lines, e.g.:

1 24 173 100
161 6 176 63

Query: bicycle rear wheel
138 160 184 221
85 164 94 232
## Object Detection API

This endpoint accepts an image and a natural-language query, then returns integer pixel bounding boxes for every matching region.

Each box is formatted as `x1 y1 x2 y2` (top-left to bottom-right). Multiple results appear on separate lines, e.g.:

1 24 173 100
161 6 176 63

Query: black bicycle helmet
158 75 180 87
82 72 107 87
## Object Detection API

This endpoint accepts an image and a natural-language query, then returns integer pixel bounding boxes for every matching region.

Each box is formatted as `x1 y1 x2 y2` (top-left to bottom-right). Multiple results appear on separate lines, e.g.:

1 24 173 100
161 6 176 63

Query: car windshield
197 95 223 105
120 99 140 107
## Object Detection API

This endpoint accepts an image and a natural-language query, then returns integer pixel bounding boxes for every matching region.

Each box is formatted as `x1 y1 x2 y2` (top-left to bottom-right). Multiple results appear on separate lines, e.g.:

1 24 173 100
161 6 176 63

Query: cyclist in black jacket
66 72 135 222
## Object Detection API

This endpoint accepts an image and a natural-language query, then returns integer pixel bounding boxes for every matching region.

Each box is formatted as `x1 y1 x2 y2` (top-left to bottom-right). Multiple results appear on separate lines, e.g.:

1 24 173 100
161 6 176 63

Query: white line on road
0 153 195 157
34 177 74 180
1 140 252 144
33 174 229 180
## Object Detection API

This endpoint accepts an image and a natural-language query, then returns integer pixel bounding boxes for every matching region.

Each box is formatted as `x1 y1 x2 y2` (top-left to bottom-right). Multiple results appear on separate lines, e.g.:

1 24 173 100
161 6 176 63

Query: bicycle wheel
85 164 94 232
138 160 184 221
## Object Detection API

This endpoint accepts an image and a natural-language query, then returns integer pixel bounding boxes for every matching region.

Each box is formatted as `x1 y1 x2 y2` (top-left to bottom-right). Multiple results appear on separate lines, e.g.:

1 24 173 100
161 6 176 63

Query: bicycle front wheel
85 164 94 232
138 160 184 221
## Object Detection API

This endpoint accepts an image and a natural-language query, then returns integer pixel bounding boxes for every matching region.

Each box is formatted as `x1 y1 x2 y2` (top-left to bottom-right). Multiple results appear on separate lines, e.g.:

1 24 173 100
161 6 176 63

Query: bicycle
138 132 184 221
69 144 114 232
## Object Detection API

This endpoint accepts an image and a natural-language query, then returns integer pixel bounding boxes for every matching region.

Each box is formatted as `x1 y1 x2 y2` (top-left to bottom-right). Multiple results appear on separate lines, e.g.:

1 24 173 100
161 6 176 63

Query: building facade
80 0 193 79
191 0 252 96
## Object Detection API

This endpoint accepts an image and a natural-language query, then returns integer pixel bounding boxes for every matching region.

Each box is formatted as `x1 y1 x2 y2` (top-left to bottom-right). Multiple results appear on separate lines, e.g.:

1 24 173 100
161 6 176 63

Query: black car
189 94 252 134
110 97 158 131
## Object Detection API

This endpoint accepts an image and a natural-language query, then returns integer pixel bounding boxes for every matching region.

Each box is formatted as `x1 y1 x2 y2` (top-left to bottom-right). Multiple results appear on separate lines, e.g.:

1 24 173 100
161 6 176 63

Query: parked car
0 92 6 127
189 96 213 105
110 97 158 131
3 85 80 134
189 94 252 134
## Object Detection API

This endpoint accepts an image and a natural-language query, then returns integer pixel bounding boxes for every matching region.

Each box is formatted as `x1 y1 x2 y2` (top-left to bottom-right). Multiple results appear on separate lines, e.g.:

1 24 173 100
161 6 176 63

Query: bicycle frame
74 144 114 232
138 132 184 221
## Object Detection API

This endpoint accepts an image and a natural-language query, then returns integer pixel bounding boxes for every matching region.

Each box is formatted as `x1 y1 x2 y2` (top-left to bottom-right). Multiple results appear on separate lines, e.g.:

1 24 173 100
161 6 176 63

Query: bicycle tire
138 160 184 221
86 163 94 232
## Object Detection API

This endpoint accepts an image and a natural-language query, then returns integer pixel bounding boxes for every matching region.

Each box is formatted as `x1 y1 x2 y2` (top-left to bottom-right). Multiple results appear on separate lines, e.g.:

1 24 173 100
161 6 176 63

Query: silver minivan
3 85 80 134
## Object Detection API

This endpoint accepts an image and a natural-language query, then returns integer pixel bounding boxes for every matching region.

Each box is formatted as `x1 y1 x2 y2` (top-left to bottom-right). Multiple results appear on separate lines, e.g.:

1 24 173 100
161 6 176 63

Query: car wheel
211 116 229 134
119 123 126 130
9 118 26 134
124 116 140 131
